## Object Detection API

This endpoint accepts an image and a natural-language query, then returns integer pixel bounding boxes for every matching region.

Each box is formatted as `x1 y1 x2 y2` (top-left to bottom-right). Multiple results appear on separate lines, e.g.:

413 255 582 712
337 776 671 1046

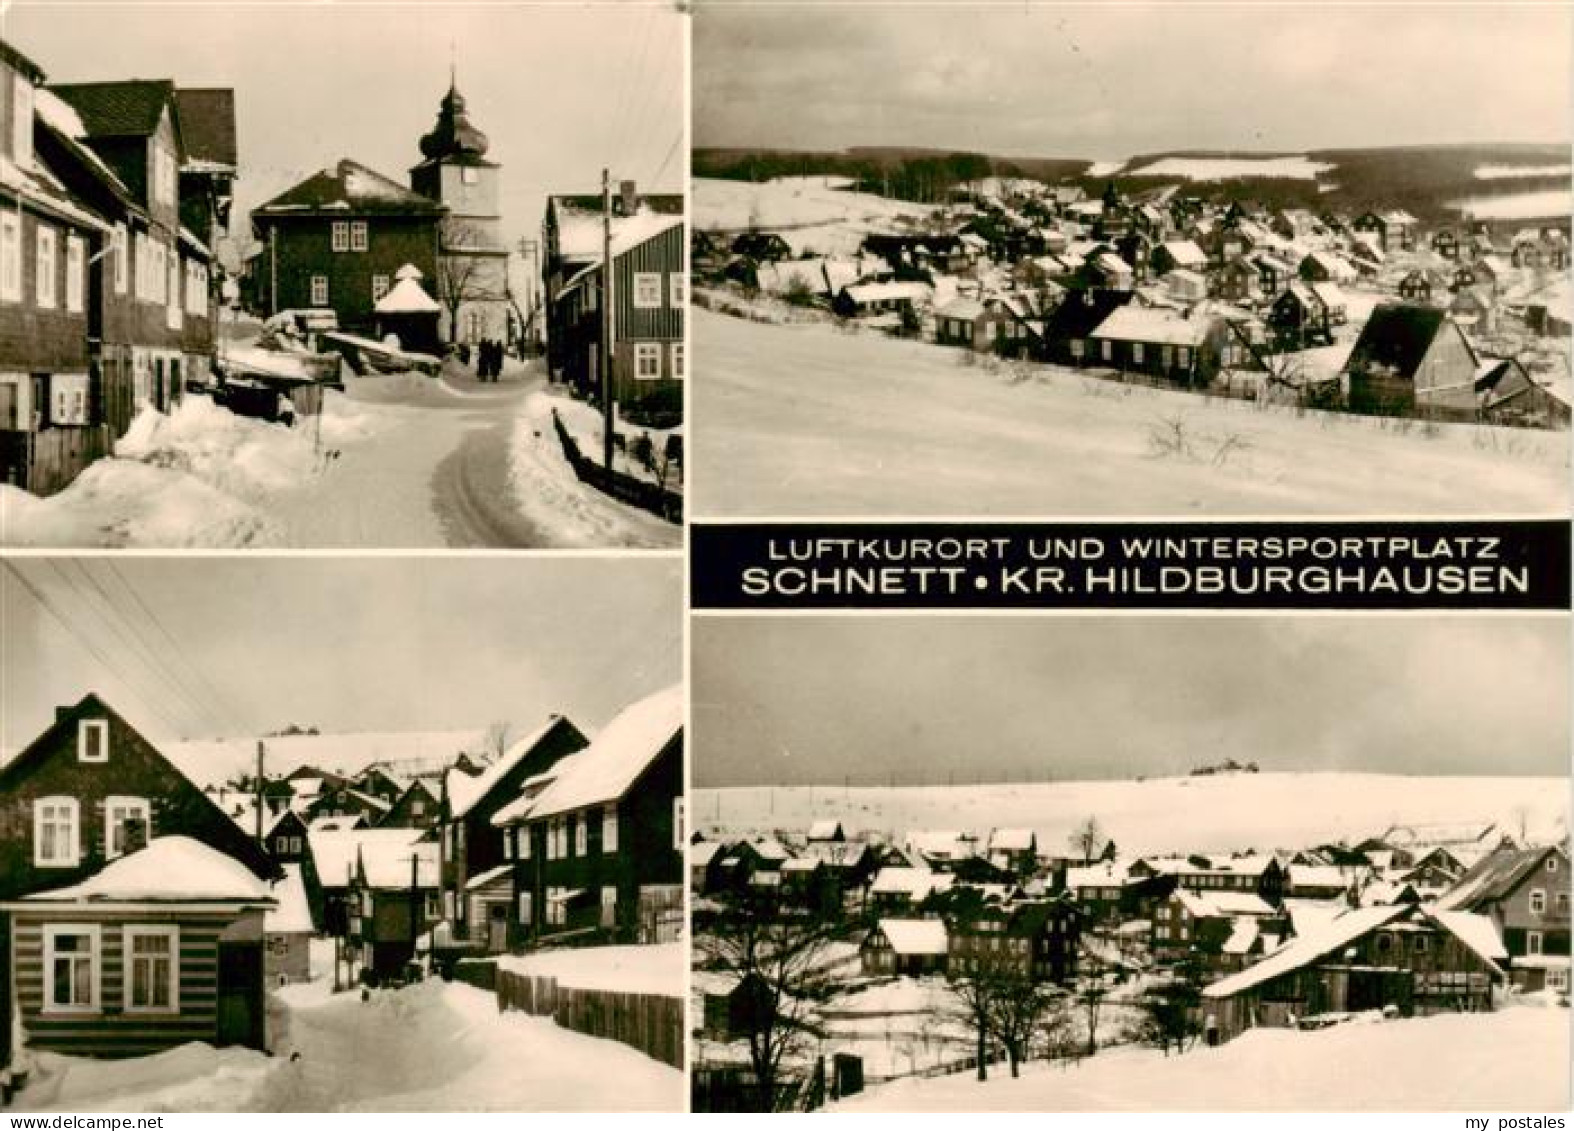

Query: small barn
1344 303 1481 416
373 264 442 356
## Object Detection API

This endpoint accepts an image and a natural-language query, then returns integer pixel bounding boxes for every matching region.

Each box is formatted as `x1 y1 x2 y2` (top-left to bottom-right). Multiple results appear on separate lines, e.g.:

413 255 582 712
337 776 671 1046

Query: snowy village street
0 358 681 550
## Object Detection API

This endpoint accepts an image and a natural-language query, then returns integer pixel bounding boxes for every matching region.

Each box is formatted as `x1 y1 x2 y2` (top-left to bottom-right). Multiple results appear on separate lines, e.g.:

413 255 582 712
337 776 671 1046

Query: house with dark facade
1201 903 1506 1043
1086 305 1235 387
0 693 278 1070
493 684 683 946
861 918 948 978
264 808 310 865
1343 302 1481 417
381 776 442 829
1437 845 1570 993
250 159 444 337
436 714 587 950
346 838 439 984
0 42 110 495
1038 288 1132 367
948 898 1081 985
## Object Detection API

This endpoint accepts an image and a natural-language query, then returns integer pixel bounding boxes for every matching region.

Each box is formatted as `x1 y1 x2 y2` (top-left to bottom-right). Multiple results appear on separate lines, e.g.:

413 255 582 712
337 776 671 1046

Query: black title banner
690 520 1571 611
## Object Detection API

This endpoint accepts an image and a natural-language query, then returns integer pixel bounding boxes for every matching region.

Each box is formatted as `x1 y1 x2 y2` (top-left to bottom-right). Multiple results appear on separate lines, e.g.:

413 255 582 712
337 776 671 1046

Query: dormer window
78 719 108 763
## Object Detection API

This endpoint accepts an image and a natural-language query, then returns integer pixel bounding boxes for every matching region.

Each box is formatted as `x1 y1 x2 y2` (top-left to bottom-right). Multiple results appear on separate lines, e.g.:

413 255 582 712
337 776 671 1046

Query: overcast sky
6 1 685 261
693 616 1569 786
696 3 1571 159
2 557 680 751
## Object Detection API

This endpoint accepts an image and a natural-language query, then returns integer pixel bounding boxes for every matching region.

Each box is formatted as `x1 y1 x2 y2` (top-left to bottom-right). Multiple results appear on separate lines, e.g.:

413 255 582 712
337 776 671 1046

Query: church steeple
418 73 490 162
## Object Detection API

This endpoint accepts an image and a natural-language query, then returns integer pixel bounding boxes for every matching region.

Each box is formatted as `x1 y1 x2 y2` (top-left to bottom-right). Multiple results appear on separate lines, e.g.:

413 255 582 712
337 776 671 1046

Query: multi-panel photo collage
0 0 1568 1117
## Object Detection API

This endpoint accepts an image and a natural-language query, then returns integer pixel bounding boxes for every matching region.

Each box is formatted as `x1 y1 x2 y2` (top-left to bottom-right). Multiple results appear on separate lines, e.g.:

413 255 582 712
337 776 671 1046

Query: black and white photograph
0 2 684 548
691 3 1571 518
0 556 685 1111
689 614 1570 1111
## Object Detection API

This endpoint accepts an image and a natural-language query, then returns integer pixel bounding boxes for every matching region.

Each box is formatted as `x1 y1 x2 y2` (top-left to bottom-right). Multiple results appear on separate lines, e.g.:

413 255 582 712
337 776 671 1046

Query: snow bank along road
691 310 1570 518
0 361 679 548
13 980 684 1112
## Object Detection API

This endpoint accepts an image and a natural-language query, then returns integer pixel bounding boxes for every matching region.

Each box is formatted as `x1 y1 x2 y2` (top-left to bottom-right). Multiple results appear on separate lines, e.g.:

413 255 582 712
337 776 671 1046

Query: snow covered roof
447 715 573 821
807 819 846 841
489 753 585 826
1222 918 1260 955
690 840 725 867
1289 864 1351 890
522 685 682 820
266 864 314 934
22 837 273 904
166 728 486 790
1159 239 1207 268
463 864 513 892
1436 846 1564 911
358 837 438 891
1173 889 1276 918
937 297 987 320
1203 905 1403 999
870 866 951 899
374 276 441 315
1142 853 1277 878
877 918 949 956
308 826 425 889
254 159 445 217
1090 306 1213 347
1428 908 1508 967
989 828 1035 852
842 281 929 305
1067 861 1131 889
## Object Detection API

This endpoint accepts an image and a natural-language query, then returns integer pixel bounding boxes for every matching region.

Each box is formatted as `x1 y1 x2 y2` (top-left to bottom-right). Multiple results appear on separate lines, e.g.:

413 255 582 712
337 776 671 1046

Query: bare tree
1076 945 1112 1057
699 893 845 1111
434 220 504 345
1068 816 1104 864
482 721 513 762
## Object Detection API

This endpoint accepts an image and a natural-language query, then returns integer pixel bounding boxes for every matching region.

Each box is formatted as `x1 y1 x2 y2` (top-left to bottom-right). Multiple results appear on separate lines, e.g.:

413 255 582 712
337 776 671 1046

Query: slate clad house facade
250 159 443 335
494 684 684 945
1344 302 1481 417
436 714 588 949
0 694 278 1068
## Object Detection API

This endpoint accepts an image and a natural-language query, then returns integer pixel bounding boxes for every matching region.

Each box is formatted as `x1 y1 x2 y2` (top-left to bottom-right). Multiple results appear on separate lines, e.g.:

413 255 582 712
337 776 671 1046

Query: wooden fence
457 962 683 1071
0 425 112 496
551 411 682 524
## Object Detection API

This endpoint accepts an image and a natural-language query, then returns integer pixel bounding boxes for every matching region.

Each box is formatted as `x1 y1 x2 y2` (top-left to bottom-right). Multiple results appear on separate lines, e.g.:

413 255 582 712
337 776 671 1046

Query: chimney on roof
619 180 638 217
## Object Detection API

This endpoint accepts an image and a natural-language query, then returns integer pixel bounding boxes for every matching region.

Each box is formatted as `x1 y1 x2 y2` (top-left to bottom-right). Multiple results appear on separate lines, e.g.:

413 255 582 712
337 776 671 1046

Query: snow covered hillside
694 176 937 257
691 310 1570 517
694 772 1567 858
833 999 1569 1112
1448 189 1574 220
1121 155 1335 182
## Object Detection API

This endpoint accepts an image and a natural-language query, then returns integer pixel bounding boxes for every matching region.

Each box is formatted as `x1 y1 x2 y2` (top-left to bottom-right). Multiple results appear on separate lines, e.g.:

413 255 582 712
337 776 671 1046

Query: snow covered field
1473 164 1573 180
12 979 684 1113
833 999 1570 1112
1449 189 1574 220
694 772 1568 859
1122 155 1334 182
694 176 937 257
691 310 1569 517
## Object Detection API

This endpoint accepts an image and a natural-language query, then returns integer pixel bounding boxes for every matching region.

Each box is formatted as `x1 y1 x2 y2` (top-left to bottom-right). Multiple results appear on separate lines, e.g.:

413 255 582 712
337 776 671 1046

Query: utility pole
254 740 264 844
600 167 614 471
409 852 421 977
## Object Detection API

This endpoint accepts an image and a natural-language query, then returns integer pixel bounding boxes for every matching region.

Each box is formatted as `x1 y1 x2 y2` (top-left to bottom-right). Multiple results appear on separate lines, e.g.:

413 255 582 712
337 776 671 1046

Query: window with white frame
633 272 661 309
669 272 686 308
331 222 349 253
35 224 56 308
1528 930 1544 955
1549 968 1569 992
461 167 478 186
166 256 181 330
1100 339 1112 362
0 211 21 302
603 805 618 854
310 275 329 306
673 797 685 850
44 925 98 1012
114 225 128 294
350 222 368 252
105 796 151 859
1530 889 1547 915
371 275 390 302
1131 342 1145 365
670 342 684 380
600 886 616 928
1548 856 1561 873
574 816 586 857
12 76 34 168
518 892 532 924
124 925 177 1012
634 342 661 380
65 236 84 314
79 718 108 762
423 891 439 919
34 797 80 867
150 240 166 304
519 827 530 859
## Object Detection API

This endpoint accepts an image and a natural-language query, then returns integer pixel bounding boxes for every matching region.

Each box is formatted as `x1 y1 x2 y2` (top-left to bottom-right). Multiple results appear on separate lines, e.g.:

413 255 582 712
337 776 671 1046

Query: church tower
411 72 512 345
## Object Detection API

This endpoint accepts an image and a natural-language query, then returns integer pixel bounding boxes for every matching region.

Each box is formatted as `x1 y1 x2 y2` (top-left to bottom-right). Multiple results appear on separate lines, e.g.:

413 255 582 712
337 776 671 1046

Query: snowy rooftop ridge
20 837 273 904
447 714 575 821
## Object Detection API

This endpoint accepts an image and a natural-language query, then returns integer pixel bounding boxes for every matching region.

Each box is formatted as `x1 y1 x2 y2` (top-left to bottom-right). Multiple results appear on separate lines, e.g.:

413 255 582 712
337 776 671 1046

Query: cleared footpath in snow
832 999 1570 1112
691 309 1570 518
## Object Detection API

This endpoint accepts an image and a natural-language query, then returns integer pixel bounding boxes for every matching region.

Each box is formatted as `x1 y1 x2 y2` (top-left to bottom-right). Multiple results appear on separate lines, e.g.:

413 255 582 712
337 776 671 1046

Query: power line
2 560 188 735
42 560 221 735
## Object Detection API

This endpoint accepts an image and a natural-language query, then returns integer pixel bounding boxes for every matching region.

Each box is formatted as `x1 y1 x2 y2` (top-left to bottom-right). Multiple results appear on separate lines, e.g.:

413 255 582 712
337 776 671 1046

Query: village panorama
688 615 1571 1112
0 6 684 548
689 7 1571 519
0 557 686 1112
